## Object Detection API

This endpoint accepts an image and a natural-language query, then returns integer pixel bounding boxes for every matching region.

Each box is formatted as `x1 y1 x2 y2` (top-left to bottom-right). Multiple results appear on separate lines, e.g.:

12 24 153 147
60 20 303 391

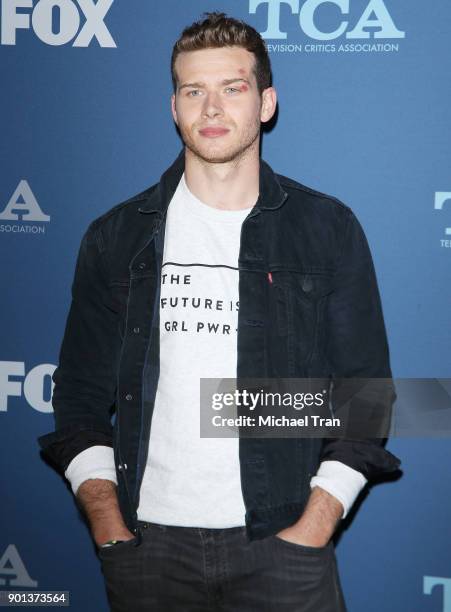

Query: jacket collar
137 148 288 215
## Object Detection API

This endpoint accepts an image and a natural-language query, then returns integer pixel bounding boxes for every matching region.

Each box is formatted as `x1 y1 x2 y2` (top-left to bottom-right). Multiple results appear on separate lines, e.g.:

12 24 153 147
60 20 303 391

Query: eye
225 87 240 93
187 89 201 97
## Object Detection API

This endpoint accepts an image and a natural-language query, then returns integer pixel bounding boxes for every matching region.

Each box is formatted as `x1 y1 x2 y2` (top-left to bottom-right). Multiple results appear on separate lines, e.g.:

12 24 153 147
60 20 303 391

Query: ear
260 87 277 123
171 93 178 125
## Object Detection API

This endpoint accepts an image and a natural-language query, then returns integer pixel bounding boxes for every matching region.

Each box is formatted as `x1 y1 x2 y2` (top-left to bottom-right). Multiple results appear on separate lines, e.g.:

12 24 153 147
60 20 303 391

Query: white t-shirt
137 172 251 527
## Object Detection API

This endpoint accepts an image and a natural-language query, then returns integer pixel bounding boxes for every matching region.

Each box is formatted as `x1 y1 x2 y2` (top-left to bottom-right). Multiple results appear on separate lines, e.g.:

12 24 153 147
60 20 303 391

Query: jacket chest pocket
108 280 131 339
268 271 334 371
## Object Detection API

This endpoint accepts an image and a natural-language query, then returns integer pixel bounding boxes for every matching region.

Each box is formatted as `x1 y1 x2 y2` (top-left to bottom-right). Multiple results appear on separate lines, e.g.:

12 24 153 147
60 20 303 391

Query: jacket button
302 277 313 292
125 393 133 401
133 327 140 334
138 262 146 269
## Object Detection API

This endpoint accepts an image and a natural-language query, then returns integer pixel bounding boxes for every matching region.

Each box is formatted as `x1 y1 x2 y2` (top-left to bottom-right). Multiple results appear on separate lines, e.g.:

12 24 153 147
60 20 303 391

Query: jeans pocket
271 534 331 555
97 537 138 559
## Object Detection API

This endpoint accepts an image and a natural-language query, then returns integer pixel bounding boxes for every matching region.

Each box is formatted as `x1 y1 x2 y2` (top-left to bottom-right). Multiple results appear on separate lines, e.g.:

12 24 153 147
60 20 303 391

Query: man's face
171 46 276 164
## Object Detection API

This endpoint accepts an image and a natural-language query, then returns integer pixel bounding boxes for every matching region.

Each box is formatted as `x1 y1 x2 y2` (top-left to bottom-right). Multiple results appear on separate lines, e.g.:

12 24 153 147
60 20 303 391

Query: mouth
198 127 230 138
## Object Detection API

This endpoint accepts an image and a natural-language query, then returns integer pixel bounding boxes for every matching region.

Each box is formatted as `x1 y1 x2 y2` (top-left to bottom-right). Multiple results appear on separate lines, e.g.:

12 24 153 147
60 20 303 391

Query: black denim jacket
38 149 401 542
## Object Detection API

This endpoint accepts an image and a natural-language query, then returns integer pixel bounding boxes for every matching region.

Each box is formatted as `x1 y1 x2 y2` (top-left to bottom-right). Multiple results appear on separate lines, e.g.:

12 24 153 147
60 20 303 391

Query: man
38 12 400 612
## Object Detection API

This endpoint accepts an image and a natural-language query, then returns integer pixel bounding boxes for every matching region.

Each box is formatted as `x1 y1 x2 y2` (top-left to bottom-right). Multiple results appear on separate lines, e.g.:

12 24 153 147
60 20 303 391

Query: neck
183 143 260 211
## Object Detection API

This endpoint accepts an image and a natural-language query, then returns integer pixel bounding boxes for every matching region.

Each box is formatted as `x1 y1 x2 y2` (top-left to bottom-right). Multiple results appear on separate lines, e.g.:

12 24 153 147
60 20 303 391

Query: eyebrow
178 78 251 91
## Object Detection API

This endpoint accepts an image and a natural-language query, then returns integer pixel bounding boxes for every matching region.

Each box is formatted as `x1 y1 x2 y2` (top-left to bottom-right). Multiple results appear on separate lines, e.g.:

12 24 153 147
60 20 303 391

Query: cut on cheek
239 84 249 92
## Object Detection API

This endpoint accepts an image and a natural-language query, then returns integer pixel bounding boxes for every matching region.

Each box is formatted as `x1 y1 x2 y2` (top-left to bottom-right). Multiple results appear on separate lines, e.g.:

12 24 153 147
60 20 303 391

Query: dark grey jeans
98 520 347 612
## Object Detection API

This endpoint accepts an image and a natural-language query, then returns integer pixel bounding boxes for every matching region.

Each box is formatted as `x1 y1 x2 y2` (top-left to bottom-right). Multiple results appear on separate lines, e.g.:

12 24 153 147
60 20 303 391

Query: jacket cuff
38 424 113 473
319 439 401 481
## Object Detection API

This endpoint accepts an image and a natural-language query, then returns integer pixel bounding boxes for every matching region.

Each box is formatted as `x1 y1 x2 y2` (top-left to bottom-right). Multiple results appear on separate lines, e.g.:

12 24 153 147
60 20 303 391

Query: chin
187 141 252 165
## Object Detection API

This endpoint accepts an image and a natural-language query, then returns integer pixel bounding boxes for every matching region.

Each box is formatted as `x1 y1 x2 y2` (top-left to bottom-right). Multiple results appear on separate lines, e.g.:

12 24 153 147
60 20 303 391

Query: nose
202 91 224 120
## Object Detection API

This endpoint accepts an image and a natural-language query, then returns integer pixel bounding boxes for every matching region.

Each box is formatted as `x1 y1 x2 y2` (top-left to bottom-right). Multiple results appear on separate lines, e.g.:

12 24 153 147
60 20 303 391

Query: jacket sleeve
320 208 401 480
38 220 122 473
